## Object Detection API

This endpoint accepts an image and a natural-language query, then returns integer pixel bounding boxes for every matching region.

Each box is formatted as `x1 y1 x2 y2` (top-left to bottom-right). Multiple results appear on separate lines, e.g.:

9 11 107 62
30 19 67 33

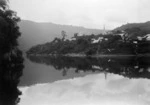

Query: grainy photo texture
0 0 150 105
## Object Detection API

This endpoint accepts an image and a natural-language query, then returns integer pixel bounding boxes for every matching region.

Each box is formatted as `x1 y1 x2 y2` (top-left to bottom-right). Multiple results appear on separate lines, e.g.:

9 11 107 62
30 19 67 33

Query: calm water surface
18 56 150 105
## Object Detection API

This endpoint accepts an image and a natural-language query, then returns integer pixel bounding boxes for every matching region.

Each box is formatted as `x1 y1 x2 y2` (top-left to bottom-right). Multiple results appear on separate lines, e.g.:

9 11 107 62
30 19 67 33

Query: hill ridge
18 20 104 51
114 21 150 33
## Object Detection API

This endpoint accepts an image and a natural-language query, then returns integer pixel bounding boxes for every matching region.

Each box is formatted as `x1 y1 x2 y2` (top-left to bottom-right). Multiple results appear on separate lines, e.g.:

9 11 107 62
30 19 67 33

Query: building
91 37 104 44
145 34 150 41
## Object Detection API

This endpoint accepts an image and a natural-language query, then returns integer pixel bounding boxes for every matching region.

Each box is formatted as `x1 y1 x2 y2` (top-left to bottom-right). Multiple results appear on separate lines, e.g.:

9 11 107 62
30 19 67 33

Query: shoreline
26 53 150 58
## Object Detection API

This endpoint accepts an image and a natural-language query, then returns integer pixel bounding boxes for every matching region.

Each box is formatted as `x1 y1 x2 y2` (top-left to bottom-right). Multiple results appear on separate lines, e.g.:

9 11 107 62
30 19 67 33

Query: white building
91 37 104 44
137 36 143 41
137 34 150 41
145 34 150 41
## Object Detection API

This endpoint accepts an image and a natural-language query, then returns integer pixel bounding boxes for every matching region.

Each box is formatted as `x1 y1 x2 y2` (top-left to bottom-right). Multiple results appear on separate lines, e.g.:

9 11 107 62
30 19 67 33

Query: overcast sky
9 0 150 29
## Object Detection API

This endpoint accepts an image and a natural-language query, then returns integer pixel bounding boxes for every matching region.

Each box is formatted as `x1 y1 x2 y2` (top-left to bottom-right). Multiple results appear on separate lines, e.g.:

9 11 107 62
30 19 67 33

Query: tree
0 1 24 105
0 0 21 55
61 30 67 41
124 27 147 41
74 33 78 38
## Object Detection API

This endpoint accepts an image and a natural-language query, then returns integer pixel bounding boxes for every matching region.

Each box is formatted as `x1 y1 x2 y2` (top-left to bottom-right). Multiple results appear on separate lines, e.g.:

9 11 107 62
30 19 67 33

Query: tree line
0 1 24 105
27 28 150 56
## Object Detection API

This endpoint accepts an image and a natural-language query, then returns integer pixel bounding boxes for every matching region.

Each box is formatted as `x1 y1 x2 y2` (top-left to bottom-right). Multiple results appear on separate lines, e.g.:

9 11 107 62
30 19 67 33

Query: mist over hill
114 21 150 33
18 20 104 51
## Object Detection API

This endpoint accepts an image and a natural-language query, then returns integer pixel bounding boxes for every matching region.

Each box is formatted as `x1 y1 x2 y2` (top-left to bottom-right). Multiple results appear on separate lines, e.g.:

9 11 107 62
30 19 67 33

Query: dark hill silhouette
114 21 150 33
18 20 104 51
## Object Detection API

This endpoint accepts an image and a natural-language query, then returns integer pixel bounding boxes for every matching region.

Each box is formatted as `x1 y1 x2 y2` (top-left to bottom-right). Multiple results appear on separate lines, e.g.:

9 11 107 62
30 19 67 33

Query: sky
9 0 150 29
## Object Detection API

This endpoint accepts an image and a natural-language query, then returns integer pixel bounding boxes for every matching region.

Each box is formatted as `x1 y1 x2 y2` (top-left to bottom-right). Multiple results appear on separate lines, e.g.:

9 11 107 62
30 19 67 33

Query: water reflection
0 49 24 105
19 56 150 105
19 73 150 105
27 55 150 79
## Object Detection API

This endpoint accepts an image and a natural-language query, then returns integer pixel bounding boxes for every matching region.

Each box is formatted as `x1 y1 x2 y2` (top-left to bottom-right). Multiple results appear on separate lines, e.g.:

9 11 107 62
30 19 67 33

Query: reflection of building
104 70 107 80
28 55 150 79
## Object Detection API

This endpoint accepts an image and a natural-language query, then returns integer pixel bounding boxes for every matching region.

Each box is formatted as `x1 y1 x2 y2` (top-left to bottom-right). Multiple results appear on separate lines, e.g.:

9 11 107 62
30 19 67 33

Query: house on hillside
137 34 150 41
112 30 126 40
117 33 125 39
78 32 84 36
68 37 76 41
91 37 104 44
137 36 143 41
145 34 150 41
106 31 113 34
72 33 84 40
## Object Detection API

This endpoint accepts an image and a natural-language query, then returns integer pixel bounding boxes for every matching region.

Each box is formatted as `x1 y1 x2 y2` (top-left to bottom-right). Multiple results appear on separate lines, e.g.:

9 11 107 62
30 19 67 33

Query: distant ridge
114 21 150 33
18 20 104 51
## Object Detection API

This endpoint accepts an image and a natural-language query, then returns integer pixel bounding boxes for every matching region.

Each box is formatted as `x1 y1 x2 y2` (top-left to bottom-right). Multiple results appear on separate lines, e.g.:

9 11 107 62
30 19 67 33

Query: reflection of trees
28 55 150 79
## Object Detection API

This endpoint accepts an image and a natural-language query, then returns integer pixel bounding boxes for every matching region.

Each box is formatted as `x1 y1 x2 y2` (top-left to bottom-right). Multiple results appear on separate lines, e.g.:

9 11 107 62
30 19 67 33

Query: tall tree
0 0 21 57
0 1 24 105
61 30 67 41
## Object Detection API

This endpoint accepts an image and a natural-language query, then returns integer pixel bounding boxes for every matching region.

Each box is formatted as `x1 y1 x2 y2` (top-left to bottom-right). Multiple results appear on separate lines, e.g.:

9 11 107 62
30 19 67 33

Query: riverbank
26 53 150 58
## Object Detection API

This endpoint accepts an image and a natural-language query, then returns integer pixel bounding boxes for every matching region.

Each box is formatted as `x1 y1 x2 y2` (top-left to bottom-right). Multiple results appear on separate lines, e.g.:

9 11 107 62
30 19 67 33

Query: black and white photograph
0 0 150 105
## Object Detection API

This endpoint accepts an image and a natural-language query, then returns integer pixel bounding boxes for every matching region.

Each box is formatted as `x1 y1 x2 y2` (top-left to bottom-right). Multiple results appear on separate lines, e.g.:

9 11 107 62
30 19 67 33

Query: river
17 55 150 105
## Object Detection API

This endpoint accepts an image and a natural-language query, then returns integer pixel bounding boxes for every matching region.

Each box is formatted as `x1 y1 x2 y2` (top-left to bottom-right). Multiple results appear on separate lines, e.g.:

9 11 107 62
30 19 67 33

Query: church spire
103 25 106 35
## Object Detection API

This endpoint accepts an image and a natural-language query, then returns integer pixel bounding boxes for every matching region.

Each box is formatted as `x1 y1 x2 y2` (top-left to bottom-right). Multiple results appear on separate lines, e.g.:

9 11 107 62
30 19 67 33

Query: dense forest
0 0 24 105
27 27 150 56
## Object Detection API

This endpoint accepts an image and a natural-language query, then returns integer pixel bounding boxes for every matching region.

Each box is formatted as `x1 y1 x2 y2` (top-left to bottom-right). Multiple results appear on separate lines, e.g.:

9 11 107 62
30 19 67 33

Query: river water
18 56 150 105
